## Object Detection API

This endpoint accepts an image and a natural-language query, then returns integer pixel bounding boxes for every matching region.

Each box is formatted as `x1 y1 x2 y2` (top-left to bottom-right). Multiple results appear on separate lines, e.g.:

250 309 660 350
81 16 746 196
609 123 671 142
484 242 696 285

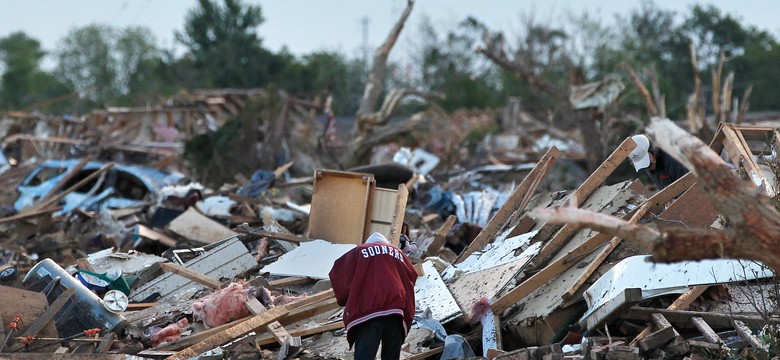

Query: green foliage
55 24 165 108
0 32 61 110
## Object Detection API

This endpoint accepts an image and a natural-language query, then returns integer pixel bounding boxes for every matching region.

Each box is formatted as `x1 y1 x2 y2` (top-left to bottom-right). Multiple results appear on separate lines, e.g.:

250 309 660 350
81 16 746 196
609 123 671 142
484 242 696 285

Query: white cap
629 135 651 171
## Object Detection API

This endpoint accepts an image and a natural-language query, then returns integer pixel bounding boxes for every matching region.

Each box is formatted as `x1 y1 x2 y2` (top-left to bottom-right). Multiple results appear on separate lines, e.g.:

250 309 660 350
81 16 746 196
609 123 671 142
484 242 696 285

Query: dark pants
353 315 405 360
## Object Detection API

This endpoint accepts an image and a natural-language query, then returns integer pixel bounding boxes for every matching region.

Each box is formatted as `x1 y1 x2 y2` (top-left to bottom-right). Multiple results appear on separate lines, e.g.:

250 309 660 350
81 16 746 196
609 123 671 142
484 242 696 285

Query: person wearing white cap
628 134 689 190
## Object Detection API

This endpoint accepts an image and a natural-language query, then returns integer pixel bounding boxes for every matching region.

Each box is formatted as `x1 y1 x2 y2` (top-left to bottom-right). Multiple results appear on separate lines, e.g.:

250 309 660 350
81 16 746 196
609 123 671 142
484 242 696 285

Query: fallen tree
530 117 780 273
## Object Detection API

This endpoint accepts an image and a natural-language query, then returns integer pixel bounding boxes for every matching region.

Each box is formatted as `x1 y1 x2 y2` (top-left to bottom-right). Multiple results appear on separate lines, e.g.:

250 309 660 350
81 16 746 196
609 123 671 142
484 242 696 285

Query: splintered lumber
645 118 780 272
267 277 314 289
245 297 291 345
9 288 76 352
165 290 334 360
38 157 91 205
233 229 310 243
732 320 768 351
403 345 445 360
454 146 561 264
584 288 643 331
492 174 694 314
691 317 723 344
255 322 344 347
154 318 252 351
421 215 457 258
95 332 116 354
386 184 409 245
624 307 780 329
137 225 178 247
279 297 341 325
0 206 62 225
629 286 707 346
160 262 222 289
530 137 636 269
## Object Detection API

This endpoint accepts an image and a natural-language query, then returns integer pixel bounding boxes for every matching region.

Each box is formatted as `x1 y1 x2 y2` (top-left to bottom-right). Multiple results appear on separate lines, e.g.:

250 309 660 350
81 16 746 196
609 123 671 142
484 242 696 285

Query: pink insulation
150 317 189 347
191 282 252 327
468 297 491 324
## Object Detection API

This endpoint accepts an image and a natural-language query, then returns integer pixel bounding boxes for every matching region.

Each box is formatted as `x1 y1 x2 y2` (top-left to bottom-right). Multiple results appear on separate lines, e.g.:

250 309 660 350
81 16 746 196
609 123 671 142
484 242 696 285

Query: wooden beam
166 290 333 360
531 138 636 268
255 322 344 347
0 206 61 225
583 288 643 331
691 317 723 344
279 298 341 325
403 345 445 360
233 228 310 243
95 332 116 354
38 158 91 205
454 147 561 264
422 215 457 258
629 286 707 346
267 277 314 289
36 163 114 211
245 297 291 345
10 288 75 352
387 184 409 245
160 262 222 289
732 320 768 351
154 318 252 351
624 307 780 329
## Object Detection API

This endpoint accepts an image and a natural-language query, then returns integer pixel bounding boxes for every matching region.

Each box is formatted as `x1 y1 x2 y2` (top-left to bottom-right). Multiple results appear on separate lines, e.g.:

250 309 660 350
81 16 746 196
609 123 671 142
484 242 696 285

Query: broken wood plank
454 147 561 264
233 229 310 243
629 286 707 346
530 137 636 269
255 321 343 347
279 298 341 325
10 288 76 352
267 277 314 289
153 318 252 351
639 323 674 352
0 206 62 225
245 297 291 345
36 162 114 211
75 258 96 273
403 345 445 360
386 184 409 245
137 224 178 247
584 288 643 331
732 319 767 351
160 262 222 289
625 306 780 329
168 207 236 244
126 302 159 311
691 317 722 344
38 157 91 205
95 332 116 354
166 290 333 360
423 215 457 258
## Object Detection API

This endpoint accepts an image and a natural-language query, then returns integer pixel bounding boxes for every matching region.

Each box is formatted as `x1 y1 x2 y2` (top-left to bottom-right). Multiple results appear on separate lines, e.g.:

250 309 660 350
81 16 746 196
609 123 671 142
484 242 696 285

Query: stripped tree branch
622 62 659 117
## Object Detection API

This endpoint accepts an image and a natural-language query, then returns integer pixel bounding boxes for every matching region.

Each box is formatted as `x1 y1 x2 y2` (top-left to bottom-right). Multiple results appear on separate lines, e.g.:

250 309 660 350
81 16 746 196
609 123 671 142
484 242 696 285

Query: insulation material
415 260 462 324
192 283 251 328
150 317 189 347
580 256 774 326
261 240 355 279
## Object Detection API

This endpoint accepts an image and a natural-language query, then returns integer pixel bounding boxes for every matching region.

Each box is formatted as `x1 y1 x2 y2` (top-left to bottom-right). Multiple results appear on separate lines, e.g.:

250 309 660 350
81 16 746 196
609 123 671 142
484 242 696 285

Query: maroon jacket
329 232 418 346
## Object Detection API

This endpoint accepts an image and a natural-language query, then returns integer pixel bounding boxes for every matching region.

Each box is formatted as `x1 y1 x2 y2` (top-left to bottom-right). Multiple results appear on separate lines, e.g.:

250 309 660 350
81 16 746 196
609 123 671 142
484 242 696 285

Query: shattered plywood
167 207 237 244
415 261 461 324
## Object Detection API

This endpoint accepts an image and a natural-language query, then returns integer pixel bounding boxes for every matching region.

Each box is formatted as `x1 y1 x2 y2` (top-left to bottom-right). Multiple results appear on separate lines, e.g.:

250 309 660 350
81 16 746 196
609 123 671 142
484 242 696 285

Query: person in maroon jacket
329 232 418 360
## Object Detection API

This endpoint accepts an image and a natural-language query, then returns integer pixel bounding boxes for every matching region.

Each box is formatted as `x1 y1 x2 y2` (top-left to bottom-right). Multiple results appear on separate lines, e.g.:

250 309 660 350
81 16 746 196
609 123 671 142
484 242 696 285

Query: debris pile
0 106 779 360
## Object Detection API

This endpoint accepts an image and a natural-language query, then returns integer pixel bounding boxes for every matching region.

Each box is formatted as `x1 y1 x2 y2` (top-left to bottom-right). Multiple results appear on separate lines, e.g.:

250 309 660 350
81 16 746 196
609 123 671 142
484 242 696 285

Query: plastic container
23 258 127 337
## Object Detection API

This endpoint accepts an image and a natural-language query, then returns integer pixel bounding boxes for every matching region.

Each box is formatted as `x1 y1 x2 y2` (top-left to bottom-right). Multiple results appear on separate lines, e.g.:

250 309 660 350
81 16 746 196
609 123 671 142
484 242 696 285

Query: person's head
629 134 655 172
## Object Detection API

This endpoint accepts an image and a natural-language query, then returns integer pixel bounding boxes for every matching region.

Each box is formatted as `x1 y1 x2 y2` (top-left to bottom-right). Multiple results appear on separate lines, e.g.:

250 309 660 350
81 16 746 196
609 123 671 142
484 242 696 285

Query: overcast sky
0 0 777 64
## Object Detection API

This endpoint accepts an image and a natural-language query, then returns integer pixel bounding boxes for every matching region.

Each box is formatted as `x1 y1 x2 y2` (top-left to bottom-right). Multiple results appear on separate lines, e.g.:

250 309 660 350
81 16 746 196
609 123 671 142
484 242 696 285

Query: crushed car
14 159 184 214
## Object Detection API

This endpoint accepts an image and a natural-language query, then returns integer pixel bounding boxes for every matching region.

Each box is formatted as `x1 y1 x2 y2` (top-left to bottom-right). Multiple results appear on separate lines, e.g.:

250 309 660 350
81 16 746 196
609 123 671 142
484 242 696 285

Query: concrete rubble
1 90 780 360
